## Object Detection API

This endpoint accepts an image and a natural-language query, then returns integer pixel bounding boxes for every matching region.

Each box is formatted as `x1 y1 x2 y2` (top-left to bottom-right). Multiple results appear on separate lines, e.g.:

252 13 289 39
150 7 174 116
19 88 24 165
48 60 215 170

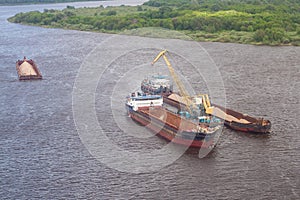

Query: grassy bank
8 0 300 46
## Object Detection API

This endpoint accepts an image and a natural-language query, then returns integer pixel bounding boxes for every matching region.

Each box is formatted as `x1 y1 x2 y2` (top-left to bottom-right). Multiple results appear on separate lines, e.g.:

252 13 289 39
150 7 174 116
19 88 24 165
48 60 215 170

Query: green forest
0 0 100 5
8 0 300 45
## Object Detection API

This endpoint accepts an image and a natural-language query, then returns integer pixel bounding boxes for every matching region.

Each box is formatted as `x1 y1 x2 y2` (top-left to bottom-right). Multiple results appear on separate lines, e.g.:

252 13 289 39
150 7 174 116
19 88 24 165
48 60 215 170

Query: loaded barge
125 92 221 148
16 57 42 80
211 104 271 133
161 92 271 134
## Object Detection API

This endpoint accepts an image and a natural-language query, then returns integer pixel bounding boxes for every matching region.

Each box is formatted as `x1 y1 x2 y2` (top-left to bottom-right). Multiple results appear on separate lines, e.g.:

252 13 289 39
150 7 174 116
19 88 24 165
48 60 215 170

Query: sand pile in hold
168 93 250 124
19 61 37 76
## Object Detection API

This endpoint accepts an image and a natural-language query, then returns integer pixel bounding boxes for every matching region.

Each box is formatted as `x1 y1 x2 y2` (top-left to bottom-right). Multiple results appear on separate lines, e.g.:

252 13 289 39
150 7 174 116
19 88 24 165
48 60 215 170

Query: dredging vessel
16 57 42 80
142 50 271 134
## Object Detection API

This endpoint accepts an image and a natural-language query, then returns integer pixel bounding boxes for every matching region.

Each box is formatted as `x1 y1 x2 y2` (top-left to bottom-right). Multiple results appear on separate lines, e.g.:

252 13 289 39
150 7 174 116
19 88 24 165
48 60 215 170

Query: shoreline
9 20 299 47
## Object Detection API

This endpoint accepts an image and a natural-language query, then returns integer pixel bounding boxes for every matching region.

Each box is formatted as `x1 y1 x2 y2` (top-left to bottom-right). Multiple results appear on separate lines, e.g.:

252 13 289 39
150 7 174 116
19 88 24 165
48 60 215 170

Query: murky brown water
0 1 299 199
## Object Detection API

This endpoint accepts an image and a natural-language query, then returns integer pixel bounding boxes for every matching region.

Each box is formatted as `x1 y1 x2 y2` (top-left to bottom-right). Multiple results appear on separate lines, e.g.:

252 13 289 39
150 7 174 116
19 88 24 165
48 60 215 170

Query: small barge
211 104 271 133
16 57 42 80
125 92 221 148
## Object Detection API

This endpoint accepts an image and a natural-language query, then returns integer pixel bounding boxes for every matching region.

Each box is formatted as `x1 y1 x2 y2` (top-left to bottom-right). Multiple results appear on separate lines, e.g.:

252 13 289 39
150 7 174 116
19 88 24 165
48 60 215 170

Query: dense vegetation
0 0 100 5
8 0 300 45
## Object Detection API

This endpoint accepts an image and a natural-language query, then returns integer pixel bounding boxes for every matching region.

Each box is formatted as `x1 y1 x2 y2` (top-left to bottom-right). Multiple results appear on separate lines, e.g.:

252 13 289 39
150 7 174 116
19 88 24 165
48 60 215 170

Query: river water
0 1 299 199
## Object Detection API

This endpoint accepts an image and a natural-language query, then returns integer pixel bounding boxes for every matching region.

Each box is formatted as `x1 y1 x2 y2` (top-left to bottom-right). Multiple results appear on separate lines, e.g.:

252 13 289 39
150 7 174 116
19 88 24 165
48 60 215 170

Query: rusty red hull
128 106 217 149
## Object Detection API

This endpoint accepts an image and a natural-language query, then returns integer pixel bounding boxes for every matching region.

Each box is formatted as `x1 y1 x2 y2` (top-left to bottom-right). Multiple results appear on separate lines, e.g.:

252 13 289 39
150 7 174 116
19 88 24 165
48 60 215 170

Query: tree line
8 0 300 45
0 0 99 5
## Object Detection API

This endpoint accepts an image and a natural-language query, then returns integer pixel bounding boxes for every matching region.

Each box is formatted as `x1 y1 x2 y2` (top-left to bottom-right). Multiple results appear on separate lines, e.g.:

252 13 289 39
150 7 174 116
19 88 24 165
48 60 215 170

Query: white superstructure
126 92 163 111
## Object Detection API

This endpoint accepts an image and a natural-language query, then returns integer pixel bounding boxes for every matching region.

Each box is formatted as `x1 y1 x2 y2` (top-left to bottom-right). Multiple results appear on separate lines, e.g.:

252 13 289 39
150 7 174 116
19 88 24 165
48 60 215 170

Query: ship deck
138 107 201 132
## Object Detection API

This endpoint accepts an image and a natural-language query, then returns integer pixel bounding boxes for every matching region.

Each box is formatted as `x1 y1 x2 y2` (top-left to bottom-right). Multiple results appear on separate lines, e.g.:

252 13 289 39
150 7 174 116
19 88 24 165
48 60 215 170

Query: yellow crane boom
151 50 195 114
151 50 215 117
197 94 214 114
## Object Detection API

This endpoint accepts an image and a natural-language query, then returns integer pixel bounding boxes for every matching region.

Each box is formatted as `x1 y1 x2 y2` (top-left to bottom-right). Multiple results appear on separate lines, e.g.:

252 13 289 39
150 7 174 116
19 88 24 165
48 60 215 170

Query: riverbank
7 0 300 46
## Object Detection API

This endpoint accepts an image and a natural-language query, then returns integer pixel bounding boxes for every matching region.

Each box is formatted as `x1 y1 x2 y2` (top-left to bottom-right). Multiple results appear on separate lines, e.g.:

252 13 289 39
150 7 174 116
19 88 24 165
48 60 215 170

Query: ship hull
126 105 217 149
224 121 271 133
